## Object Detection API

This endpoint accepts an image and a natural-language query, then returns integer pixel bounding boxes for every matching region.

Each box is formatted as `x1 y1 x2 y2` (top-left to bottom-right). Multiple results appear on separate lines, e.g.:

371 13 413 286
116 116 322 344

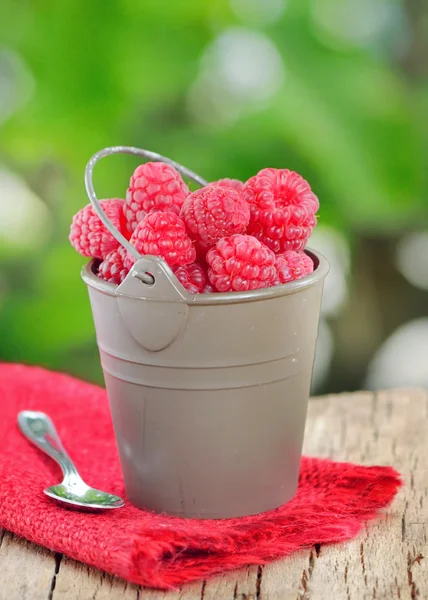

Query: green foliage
0 0 426 387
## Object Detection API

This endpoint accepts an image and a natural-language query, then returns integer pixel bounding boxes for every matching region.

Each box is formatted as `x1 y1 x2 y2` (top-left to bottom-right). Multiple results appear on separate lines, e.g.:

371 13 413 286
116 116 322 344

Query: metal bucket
81 146 329 519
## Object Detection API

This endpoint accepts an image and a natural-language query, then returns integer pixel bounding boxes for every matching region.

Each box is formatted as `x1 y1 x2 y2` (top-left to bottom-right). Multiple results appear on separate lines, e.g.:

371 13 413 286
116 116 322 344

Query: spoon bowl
44 483 125 510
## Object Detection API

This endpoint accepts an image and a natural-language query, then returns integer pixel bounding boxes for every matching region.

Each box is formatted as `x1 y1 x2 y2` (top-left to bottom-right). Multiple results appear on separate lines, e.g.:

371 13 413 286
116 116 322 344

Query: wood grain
1 389 426 600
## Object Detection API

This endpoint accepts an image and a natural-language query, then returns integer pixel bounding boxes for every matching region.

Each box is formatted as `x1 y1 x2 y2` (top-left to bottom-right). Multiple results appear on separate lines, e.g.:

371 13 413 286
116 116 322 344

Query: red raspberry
124 162 189 233
209 178 244 193
173 263 214 294
125 212 196 269
181 185 250 248
274 250 314 285
243 168 319 253
69 199 127 260
206 234 276 292
98 247 129 285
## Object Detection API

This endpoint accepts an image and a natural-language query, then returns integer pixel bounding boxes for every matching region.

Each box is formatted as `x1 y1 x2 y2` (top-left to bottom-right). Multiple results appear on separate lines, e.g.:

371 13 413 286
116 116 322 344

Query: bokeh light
366 319 428 390
188 28 284 125
396 232 428 291
0 49 34 125
309 226 349 318
310 0 410 57
0 168 52 252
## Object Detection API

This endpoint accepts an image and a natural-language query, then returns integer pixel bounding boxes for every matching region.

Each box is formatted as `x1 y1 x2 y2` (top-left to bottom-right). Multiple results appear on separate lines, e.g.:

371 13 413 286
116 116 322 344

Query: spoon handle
18 411 81 480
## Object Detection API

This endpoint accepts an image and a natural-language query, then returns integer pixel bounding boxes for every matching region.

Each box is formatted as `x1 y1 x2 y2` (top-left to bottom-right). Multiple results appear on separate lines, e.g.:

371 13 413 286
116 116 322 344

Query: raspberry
125 212 196 269
124 162 189 233
243 168 319 253
173 263 214 294
274 250 314 285
98 247 129 285
206 234 276 292
209 178 244 193
181 185 250 248
69 199 127 260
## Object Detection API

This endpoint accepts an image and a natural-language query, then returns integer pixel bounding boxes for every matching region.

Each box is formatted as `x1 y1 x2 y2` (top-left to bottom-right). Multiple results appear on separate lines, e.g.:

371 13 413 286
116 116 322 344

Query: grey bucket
82 146 329 519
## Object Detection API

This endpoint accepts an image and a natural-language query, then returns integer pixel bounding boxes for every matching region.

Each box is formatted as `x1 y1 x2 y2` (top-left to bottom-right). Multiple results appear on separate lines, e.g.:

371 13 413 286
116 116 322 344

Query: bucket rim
82 248 329 305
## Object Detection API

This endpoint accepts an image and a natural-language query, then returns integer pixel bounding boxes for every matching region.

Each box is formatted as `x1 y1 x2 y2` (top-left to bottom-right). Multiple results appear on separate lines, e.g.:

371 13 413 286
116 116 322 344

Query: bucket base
105 373 308 520
126 485 298 519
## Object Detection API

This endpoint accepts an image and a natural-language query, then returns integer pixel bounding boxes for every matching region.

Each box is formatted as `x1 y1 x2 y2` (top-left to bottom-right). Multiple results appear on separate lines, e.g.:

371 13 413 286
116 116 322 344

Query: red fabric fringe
0 364 401 589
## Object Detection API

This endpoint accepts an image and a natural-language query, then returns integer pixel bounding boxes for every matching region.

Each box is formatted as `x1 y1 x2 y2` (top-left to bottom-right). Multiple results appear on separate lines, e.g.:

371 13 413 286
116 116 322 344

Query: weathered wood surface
1 389 427 600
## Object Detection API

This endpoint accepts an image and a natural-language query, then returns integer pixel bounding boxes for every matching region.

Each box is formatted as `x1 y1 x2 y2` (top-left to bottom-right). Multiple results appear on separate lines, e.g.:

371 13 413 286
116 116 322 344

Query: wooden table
1 389 427 599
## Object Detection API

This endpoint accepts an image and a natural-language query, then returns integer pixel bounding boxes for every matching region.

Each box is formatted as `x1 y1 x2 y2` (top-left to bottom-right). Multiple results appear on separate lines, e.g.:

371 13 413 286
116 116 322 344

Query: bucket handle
84 145 208 269
84 146 209 349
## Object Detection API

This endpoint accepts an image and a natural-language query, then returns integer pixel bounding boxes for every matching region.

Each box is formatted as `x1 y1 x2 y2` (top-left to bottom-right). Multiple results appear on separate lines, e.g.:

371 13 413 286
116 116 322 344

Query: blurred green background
0 0 427 393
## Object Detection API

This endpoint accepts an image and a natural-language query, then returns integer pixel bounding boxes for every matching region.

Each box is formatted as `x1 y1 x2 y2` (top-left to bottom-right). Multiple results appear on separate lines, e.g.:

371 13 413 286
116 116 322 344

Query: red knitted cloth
0 363 401 589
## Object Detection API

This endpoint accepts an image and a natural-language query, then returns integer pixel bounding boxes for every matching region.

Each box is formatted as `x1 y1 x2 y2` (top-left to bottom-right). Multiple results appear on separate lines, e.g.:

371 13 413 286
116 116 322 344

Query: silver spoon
18 410 125 510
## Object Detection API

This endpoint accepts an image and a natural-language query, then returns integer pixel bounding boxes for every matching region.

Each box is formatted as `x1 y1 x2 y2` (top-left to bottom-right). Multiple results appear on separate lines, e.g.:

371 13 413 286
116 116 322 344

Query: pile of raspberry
69 163 319 293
